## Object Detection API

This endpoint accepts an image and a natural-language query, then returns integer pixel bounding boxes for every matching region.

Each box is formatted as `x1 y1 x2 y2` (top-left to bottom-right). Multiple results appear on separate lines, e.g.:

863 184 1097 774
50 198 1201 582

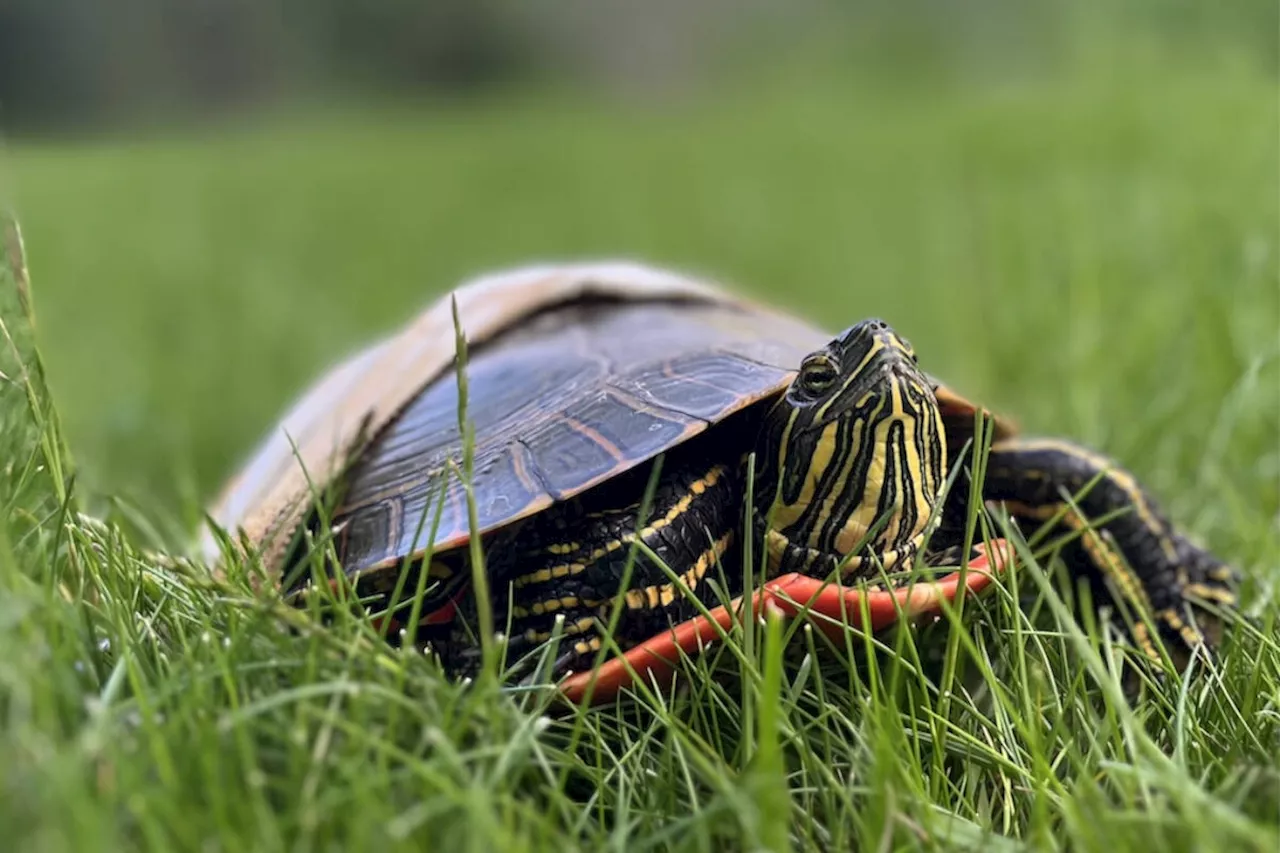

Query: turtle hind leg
976 436 1239 668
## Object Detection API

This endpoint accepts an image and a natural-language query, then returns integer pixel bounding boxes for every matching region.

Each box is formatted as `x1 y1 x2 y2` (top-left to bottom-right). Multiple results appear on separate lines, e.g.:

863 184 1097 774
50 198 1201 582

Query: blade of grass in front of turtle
450 294 497 684
927 402 995 797
741 451 758 746
0 211 75 510
551 453 666 796
368 451 451 650
625 536 759 676
1016 467 1177 670
569 452 666 705
745 602 790 853
396 476 451 650
1044 473 1172 666
832 444 974 772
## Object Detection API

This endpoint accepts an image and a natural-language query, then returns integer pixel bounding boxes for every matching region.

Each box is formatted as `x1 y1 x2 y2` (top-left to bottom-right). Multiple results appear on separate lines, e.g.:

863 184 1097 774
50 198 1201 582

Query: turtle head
757 318 947 578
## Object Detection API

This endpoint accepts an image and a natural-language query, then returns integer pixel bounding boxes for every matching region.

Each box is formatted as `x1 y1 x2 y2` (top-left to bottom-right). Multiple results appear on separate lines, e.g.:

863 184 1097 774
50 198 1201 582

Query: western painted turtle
201 262 1238 702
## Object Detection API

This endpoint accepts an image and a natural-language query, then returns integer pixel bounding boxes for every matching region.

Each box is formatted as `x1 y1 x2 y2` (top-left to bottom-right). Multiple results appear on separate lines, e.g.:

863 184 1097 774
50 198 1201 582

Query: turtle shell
202 260 1016 588
329 291 835 576
202 262 824 576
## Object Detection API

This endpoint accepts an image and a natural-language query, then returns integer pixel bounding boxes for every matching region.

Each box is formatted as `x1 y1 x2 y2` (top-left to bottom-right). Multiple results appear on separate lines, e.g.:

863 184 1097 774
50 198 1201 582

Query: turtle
199 262 1239 703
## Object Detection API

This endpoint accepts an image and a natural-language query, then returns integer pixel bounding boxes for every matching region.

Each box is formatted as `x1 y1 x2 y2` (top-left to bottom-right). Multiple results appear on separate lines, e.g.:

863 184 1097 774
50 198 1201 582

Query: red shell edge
556 538 1013 706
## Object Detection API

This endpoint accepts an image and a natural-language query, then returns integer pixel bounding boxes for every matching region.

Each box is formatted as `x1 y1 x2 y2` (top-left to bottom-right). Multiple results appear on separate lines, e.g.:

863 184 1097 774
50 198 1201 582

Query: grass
2 28 1278 853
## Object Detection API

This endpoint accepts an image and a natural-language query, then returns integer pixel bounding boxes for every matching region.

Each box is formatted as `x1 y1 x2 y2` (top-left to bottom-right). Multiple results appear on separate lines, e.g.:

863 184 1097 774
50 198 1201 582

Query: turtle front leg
968 437 1239 668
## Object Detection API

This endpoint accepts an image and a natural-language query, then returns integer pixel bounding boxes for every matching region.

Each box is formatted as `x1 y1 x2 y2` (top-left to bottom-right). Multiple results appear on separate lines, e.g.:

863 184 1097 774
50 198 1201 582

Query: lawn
2 24 1278 853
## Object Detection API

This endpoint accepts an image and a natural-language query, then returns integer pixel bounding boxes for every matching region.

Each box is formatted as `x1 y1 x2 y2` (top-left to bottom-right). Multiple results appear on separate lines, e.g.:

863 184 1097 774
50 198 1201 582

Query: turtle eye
798 356 839 395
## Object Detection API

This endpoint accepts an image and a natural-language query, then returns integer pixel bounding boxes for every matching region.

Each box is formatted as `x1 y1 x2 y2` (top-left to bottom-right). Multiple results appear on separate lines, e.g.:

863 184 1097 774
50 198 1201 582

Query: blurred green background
1 0 1276 551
